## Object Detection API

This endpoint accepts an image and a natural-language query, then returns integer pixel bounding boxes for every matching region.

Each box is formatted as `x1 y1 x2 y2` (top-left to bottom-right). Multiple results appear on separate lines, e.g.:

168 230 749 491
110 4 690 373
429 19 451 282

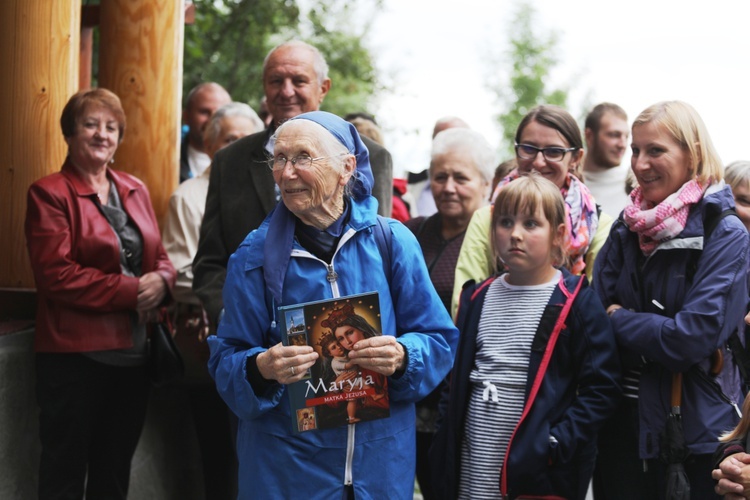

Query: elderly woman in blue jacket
593 101 749 500
207 111 458 499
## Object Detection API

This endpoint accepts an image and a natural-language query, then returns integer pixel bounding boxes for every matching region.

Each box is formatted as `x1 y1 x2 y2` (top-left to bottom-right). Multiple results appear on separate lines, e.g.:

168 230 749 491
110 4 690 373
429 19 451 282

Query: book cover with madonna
279 292 390 433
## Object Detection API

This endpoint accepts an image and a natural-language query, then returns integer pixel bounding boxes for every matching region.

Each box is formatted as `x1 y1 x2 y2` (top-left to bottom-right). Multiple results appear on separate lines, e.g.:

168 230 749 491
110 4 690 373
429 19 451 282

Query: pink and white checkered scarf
623 179 707 256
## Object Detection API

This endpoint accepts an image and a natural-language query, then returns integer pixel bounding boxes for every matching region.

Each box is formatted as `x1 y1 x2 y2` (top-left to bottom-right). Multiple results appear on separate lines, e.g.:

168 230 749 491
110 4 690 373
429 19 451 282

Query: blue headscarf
263 111 373 303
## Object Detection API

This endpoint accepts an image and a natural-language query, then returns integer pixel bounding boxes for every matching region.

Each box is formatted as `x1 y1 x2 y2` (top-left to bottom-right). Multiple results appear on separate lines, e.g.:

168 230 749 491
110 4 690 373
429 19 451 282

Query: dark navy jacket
430 270 621 500
594 183 749 459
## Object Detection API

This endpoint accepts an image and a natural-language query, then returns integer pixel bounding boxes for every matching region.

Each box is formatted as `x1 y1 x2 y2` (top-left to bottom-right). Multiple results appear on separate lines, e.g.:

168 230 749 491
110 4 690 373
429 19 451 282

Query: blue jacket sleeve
600 217 749 372
206 235 285 421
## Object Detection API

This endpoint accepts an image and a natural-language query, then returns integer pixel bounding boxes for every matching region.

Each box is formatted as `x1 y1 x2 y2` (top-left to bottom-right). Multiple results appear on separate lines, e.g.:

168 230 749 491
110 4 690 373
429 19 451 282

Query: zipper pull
326 264 338 283
732 401 742 418
651 299 665 311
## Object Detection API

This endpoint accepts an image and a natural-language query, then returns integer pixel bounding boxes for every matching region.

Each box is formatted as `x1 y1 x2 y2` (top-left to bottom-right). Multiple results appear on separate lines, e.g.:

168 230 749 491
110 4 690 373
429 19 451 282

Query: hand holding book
347 335 406 376
278 292 391 432
256 341 320 385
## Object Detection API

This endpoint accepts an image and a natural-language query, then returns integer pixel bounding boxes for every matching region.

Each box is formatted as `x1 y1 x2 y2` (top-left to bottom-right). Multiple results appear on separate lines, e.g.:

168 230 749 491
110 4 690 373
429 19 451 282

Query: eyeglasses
515 143 578 162
268 153 349 172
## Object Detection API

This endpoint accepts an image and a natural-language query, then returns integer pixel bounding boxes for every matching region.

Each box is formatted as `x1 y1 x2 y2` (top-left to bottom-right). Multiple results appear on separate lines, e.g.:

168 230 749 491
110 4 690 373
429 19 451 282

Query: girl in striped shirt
432 174 620 500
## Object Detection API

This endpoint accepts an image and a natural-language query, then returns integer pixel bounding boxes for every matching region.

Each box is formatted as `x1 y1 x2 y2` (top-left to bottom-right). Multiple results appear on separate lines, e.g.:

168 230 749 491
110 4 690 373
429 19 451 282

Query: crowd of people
22 37 750 500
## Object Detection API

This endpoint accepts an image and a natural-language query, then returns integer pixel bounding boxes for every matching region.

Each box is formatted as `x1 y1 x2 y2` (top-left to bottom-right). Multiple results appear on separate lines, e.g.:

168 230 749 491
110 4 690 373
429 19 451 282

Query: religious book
279 291 390 433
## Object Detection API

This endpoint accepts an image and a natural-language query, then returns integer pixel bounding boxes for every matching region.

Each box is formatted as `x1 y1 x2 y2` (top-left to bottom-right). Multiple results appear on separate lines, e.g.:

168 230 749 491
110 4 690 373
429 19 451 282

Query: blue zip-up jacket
594 183 749 459
430 270 621 500
207 196 458 499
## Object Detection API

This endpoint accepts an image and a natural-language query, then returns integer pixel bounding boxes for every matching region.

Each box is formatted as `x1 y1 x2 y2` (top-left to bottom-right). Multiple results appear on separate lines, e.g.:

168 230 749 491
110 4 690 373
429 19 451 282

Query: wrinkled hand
713 453 750 498
137 272 167 311
256 342 319 385
347 336 406 376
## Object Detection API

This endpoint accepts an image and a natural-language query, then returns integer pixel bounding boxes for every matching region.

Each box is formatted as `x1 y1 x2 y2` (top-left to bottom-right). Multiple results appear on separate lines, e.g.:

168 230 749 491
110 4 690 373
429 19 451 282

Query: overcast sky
366 0 750 177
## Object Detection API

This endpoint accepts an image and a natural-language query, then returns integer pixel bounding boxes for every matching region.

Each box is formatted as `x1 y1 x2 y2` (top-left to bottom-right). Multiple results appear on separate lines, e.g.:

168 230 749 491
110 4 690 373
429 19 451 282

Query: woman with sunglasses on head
451 105 615 318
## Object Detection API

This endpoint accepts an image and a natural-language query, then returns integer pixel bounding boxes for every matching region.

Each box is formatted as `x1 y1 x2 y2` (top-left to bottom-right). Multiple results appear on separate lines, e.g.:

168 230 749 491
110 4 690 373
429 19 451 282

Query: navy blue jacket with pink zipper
430 269 621 500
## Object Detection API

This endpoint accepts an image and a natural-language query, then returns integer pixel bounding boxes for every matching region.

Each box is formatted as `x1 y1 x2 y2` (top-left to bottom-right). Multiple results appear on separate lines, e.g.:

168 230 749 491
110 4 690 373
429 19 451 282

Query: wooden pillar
0 0 81 289
98 0 184 224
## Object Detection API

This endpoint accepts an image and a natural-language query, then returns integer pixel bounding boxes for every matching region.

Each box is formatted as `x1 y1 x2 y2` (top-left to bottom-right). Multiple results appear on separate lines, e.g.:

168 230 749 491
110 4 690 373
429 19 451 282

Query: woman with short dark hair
26 88 176 498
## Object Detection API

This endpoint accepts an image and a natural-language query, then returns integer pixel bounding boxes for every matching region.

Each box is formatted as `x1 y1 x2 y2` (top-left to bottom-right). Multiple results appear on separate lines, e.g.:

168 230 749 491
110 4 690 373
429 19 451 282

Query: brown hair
585 102 628 134
515 105 584 180
317 332 340 358
60 88 126 142
347 117 384 146
492 158 518 195
491 173 568 271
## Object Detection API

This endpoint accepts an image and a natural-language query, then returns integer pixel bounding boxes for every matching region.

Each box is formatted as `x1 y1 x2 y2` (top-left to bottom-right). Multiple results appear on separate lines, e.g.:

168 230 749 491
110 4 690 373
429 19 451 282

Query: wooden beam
98 0 184 225
0 0 80 289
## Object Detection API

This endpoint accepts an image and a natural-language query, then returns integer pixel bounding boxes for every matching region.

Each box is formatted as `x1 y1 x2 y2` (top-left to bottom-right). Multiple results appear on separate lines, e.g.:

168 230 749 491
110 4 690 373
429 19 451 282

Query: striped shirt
622 368 641 399
458 271 559 499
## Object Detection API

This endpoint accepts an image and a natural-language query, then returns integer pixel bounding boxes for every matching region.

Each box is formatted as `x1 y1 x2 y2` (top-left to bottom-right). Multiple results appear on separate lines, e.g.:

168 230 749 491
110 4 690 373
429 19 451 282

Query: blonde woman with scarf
451 105 614 318
593 101 748 500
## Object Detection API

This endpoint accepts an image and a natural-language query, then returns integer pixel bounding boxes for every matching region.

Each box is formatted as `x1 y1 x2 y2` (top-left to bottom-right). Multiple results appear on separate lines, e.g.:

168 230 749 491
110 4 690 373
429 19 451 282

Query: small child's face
326 341 345 358
494 207 562 284
732 182 750 232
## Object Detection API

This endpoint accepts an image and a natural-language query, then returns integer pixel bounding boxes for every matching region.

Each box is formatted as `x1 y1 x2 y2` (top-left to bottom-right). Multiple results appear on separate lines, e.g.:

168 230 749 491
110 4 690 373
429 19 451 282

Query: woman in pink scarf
451 105 612 318
593 101 748 500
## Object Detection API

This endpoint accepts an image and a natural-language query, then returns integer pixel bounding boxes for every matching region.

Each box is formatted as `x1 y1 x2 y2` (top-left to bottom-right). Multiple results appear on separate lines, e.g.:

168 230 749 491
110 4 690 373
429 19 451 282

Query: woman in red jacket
25 88 176 499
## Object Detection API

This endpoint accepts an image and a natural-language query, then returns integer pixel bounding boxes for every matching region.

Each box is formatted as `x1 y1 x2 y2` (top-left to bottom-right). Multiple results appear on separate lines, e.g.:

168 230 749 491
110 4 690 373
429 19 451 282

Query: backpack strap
373 215 393 284
685 208 738 286
728 331 750 392
705 208 738 239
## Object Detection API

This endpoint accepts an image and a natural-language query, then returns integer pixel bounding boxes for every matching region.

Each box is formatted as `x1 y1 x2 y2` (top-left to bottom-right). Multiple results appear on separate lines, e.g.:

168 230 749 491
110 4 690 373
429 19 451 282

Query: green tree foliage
493 2 569 153
304 1 379 118
183 0 298 109
183 0 380 117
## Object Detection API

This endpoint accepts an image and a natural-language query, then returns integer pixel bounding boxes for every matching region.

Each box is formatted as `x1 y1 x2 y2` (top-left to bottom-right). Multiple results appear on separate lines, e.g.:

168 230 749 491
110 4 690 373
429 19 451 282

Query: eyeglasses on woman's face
515 143 578 162
269 154 322 172
269 153 349 172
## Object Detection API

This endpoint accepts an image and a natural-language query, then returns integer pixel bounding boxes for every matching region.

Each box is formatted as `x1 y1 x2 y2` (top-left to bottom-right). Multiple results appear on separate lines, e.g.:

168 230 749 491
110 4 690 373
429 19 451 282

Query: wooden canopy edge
81 3 195 27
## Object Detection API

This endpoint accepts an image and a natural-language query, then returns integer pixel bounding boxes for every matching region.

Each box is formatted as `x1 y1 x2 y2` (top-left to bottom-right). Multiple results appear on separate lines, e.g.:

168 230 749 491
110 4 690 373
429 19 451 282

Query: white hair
203 102 264 146
431 128 495 182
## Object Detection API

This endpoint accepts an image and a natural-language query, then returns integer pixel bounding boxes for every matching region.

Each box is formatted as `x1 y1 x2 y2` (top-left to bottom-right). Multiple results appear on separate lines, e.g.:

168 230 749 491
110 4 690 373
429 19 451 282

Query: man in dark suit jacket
193 41 393 326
